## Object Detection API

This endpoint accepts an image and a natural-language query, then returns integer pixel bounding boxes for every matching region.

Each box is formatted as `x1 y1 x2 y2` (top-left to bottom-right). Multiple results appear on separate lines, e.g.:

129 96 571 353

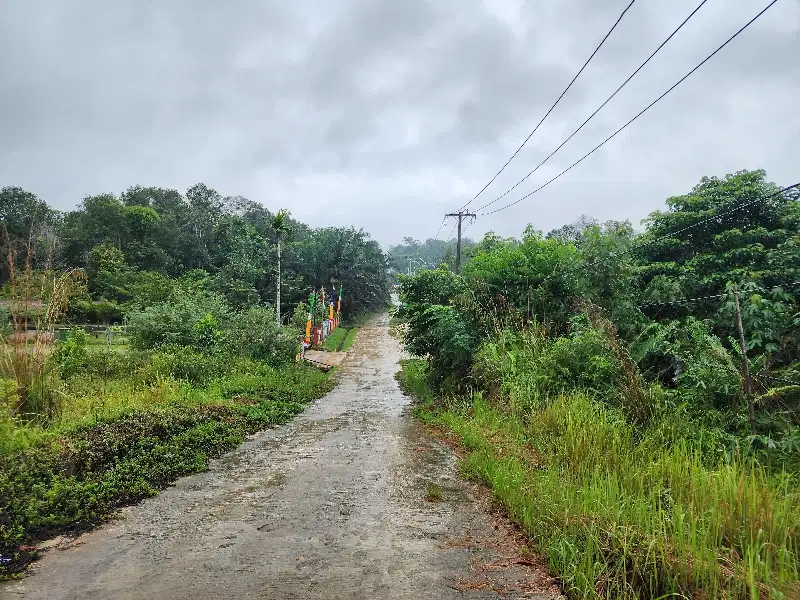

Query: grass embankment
322 327 357 352
323 327 348 352
398 358 800 600
0 356 332 578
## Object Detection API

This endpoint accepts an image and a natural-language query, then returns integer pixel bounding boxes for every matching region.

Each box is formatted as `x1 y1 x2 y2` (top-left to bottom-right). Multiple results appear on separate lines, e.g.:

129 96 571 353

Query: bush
53 329 89 380
144 345 231 385
630 317 742 411
127 294 230 351
227 307 298 366
472 320 632 414
66 299 125 325
83 348 145 380
404 304 478 392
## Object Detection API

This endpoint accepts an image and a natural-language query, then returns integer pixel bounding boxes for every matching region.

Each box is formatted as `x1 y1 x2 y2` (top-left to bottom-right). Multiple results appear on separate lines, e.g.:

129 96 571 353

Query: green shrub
66 299 125 325
127 294 230 350
472 320 632 414
83 348 144 380
144 345 230 385
227 307 298 366
403 304 478 392
53 329 89 380
630 318 742 412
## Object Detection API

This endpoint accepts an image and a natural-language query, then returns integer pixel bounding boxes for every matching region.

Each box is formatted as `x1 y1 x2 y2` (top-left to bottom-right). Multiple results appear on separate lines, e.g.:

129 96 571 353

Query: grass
425 482 443 502
323 327 348 352
0 360 332 578
398 358 800 600
340 328 357 351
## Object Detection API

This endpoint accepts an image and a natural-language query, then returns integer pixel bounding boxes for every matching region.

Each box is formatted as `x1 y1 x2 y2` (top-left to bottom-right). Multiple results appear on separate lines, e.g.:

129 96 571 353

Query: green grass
340 328 357 351
84 333 130 348
323 327 348 352
0 362 332 578
398 358 800 600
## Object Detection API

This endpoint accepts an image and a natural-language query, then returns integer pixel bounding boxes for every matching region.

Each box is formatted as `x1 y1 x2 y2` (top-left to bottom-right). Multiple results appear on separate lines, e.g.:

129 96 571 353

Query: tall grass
1 234 86 423
402 359 800 599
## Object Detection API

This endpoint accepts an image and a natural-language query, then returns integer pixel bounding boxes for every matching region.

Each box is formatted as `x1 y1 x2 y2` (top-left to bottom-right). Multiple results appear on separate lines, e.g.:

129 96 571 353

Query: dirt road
3 314 558 599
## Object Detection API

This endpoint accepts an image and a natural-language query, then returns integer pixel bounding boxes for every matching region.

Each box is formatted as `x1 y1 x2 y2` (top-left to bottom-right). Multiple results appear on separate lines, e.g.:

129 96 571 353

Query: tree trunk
276 240 281 325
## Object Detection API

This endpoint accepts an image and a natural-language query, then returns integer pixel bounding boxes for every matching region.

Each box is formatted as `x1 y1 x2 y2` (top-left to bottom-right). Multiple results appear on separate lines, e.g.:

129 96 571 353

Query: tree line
0 183 391 321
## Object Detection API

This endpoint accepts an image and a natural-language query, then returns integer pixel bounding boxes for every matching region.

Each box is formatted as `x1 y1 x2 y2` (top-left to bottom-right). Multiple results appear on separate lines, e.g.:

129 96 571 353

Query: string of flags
302 284 343 354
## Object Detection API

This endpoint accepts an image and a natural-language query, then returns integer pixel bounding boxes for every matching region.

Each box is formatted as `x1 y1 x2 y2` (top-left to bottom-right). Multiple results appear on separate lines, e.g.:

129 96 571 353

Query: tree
271 209 291 324
0 187 54 282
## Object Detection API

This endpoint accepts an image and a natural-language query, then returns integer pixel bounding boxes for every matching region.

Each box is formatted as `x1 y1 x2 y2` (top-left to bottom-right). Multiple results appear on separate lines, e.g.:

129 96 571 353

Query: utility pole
445 210 476 274
732 285 756 433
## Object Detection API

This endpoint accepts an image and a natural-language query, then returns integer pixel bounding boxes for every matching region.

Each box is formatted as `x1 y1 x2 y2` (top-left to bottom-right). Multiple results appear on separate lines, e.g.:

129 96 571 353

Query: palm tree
271 209 291 325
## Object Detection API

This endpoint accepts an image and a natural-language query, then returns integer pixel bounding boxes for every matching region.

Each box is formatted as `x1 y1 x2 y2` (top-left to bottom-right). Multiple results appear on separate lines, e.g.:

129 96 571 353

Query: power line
446 220 458 241
432 216 447 241
474 0 710 214
457 0 639 212
480 0 779 218
540 183 799 283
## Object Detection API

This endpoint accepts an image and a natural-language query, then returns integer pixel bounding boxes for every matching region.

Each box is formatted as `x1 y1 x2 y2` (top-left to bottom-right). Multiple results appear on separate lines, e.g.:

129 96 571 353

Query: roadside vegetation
396 170 800 599
0 182 390 577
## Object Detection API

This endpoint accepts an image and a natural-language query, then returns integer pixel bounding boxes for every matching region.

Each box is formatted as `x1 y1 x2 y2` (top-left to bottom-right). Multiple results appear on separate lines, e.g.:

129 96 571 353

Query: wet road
4 314 557 599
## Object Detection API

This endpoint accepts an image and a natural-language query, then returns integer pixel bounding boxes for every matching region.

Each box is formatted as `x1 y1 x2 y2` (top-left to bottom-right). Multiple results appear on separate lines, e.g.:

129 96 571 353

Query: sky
1 0 798 249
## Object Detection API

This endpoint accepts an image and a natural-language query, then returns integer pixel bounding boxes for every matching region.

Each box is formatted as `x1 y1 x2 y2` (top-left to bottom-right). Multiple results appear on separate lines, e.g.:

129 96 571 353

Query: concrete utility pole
445 211 476 274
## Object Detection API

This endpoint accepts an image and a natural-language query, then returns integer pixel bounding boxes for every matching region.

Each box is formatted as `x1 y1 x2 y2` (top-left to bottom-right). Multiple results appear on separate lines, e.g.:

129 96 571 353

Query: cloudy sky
1 0 798 248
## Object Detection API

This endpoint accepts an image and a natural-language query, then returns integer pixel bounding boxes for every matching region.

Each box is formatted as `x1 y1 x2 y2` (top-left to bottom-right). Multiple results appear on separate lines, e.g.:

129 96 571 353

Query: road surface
4 314 558 599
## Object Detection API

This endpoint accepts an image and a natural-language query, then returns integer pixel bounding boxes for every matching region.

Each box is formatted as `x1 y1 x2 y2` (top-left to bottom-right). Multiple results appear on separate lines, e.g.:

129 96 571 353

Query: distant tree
271 209 291 324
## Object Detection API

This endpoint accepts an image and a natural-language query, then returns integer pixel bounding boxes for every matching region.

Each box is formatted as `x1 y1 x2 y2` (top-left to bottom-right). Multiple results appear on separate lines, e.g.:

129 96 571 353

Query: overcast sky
1 0 798 248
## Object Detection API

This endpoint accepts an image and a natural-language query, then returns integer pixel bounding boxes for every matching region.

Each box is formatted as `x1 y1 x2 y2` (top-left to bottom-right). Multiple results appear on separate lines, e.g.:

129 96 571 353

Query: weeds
425 482 443 502
401 359 800 599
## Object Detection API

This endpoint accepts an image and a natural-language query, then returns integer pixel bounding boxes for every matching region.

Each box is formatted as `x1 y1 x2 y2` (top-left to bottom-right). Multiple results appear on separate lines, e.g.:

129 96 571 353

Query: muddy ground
3 314 561 599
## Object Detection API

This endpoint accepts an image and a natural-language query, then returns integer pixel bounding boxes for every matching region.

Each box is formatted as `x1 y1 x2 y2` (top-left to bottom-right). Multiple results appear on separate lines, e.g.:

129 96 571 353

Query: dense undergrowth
395 171 800 598
399 359 799 599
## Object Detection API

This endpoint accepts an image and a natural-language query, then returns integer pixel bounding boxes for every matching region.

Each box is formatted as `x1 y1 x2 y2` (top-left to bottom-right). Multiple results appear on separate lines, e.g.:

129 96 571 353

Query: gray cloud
1 0 798 247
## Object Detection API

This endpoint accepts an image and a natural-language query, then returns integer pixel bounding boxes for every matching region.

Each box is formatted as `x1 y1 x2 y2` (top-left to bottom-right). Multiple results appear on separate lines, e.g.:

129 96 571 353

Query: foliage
400 169 799 443
53 329 89 380
126 294 230 351
66 299 125 324
397 170 800 597
403 360 800 600
3 183 389 324
227 307 298 365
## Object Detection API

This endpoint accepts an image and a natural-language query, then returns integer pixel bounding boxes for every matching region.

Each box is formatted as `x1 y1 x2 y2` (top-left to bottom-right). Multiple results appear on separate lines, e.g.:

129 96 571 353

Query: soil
2 313 561 600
